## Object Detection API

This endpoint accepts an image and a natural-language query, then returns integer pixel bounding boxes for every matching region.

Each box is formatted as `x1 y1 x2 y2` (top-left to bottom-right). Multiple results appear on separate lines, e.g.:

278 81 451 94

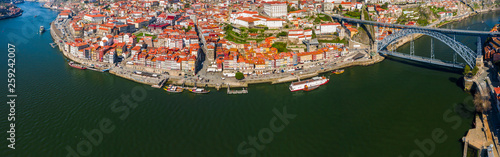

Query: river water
0 2 498 156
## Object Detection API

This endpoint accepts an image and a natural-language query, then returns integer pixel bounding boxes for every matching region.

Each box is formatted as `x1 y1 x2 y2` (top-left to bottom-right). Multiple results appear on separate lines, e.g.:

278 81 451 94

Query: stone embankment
164 55 385 89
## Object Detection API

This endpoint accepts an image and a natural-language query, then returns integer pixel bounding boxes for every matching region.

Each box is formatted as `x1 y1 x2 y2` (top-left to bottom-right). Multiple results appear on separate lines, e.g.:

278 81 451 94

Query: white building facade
319 23 340 34
263 2 287 17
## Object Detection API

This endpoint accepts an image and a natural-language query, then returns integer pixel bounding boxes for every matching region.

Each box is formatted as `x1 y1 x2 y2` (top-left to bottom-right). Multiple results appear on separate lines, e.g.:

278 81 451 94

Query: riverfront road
326 13 500 37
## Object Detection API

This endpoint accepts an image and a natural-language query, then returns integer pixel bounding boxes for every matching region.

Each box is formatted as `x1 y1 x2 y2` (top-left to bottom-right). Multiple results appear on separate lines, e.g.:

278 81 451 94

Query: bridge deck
328 14 500 37
380 51 465 69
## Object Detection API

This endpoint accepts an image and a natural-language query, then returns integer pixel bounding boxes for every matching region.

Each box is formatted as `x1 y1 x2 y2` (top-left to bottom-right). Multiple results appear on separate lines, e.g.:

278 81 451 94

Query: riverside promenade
165 53 384 89
50 18 385 89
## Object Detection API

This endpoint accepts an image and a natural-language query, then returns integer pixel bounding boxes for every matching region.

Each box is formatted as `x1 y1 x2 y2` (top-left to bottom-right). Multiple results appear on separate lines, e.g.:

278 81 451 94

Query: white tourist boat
289 76 329 92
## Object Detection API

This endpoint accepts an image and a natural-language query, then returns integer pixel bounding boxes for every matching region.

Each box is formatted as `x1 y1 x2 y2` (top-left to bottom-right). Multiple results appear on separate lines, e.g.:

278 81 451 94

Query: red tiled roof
85 14 106 18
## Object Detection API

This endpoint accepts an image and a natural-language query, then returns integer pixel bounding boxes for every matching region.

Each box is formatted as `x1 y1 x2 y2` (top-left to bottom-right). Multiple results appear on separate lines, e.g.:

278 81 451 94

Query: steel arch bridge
377 29 478 68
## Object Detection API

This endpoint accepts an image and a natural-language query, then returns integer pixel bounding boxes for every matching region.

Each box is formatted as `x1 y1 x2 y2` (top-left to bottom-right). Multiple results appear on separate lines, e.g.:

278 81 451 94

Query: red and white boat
68 61 86 70
289 76 329 92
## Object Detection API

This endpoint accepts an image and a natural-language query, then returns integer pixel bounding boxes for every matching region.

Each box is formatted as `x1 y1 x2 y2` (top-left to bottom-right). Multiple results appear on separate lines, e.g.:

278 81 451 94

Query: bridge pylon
410 36 415 56
371 41 378 55
475 56 484 68
431 38 434 59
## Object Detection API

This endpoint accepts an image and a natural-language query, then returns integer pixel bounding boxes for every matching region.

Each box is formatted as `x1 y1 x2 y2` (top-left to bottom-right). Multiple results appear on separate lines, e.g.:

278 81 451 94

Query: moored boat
332 69 344 74
68 61 86 70
289 76 329 92
39 26 44 33
188 87 210 94
164 85 184 93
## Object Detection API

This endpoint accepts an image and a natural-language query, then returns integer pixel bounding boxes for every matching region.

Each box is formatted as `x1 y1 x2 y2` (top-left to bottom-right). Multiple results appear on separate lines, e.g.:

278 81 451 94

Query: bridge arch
377 29 477 68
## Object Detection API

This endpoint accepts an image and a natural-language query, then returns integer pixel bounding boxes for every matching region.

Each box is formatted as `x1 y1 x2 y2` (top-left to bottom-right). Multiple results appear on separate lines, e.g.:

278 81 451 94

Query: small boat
68 61 86 70
188 87 210 94
39 26 44 34
332 69 344 74
164 85 184 93
303 85 319 91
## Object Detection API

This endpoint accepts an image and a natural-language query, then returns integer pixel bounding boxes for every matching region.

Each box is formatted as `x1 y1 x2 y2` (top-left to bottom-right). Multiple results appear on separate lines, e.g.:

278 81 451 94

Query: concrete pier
152 78 167 88
463 114 498 156
49 43 57 48
227 85 248 94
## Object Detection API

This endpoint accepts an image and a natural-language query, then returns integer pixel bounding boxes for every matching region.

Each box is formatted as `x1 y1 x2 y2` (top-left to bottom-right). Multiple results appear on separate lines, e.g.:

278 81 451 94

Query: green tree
472 65 479 75
224 24 233 31
314 18 321 24
417 19 429 26
345 11 361 18
239 27 247 32
235 72 244 80
249 28 259 33
184 25 192 32
277 31 288 37
272 42 288 53
463 65 471 75
381 2 389 10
